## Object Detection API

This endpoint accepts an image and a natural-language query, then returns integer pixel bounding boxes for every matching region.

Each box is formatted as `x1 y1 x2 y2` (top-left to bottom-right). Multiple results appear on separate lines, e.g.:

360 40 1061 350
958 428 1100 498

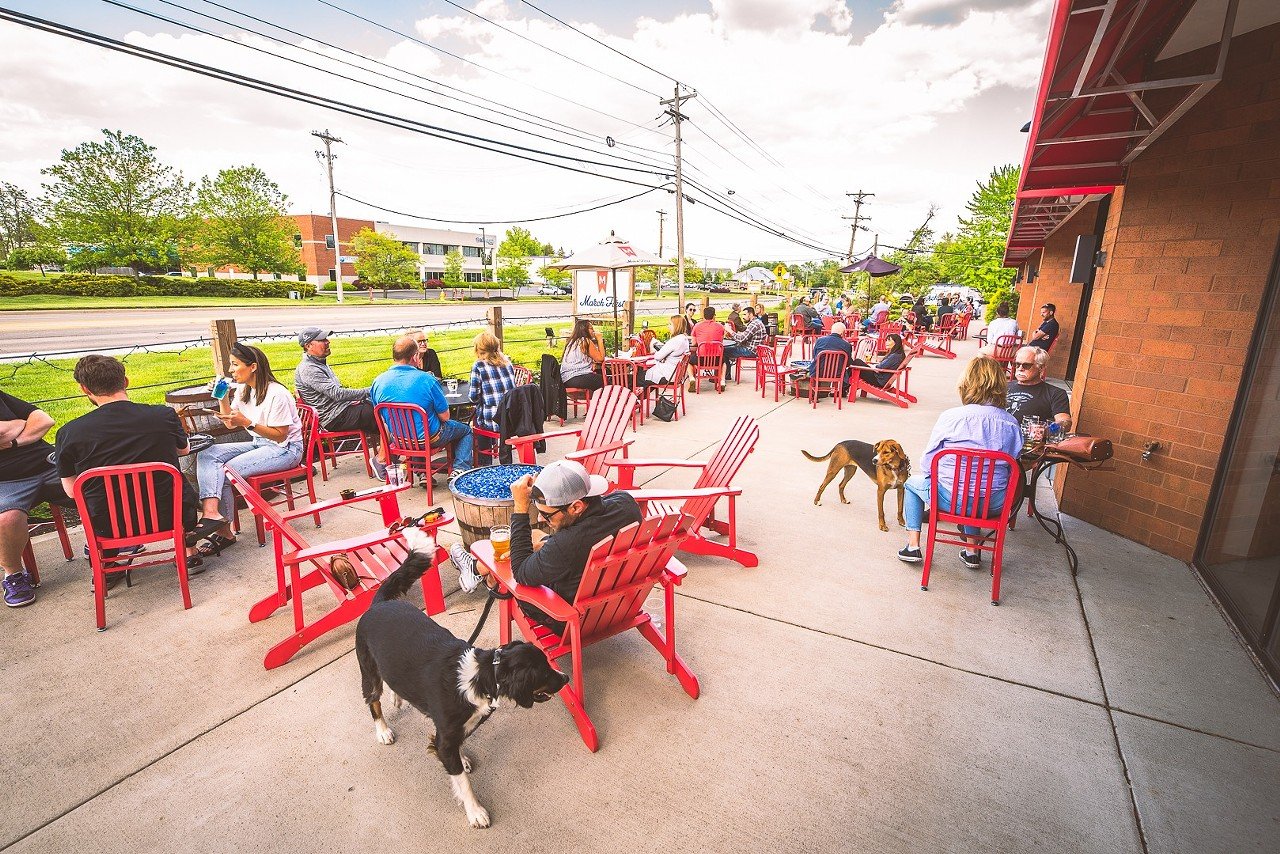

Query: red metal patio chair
954 311 973 340
473 512 696 752
691 341 725 394
993 334 1022 379
789 314 816 358
22 504 74 587
640 355 690 422
508 384 636 477
806 349 848 409
608 415 760 568
848 344 919 408
512 365 533 386
71 462 193 631
298 396 375 482
227 468 451 669
920 448 1020 605
235 403 322 547
602 358 643 429
374 402 455 504
755 345 798 402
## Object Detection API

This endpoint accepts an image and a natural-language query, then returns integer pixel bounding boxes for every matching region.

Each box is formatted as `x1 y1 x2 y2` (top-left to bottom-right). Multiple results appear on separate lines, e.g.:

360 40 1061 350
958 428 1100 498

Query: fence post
487 306 503 348
622 300 635 337
210 319 237 378
700 295 710 314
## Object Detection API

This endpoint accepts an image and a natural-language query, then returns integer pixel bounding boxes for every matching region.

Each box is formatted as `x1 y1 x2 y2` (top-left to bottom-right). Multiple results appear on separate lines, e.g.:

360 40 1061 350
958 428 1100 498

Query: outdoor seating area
9 320 1278 852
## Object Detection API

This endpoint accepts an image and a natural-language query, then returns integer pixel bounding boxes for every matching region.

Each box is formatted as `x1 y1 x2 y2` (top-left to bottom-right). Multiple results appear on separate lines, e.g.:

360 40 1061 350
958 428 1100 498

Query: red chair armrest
507 427 583 448
472 540 578 621
626 486 741 502
565 439 633 464
662 556 688 584
603 458 708 471
279 483 412 520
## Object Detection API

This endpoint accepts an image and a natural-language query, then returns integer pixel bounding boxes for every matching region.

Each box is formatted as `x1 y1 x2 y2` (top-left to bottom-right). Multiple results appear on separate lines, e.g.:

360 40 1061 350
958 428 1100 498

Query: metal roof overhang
1004 0 1238 265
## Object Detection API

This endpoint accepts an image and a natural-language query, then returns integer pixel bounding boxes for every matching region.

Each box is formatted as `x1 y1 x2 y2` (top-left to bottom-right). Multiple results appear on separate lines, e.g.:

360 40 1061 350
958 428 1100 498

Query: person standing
0 392 69 607
1028 303 1060 351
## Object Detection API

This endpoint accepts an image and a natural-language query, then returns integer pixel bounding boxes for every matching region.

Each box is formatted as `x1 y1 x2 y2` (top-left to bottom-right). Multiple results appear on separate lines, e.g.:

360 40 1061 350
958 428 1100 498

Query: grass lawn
5 315 675 441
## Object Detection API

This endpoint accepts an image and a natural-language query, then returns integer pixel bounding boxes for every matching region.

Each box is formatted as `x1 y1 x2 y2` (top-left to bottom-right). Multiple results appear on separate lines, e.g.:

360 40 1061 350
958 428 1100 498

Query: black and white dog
355 527 568 828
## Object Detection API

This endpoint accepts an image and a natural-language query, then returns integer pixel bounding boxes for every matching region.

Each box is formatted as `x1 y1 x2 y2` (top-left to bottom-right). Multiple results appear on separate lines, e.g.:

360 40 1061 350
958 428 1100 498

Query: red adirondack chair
755 345 798 402
690 341 724 394
71 462 194 631
608 415 760 568
993 334 1022 378
473 512 697 751
803 350 848 409
640 355 690 421
21 504 73 587
507 385 636 477
374 402 454 503
918 320 959 359
227 468 451 669
920 448 1020 605
848 344 919 408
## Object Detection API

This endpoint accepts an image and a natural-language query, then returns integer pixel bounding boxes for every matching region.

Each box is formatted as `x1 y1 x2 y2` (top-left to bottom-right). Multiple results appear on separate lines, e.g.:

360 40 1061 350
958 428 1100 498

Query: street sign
338 255 358 263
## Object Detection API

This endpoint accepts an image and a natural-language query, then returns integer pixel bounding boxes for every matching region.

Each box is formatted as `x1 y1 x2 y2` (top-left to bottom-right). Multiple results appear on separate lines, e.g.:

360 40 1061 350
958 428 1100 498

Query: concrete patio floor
5 334 1278 853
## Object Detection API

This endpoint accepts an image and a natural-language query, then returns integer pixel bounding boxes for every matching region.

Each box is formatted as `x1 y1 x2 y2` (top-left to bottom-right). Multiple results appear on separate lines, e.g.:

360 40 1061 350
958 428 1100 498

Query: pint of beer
491 525 511 562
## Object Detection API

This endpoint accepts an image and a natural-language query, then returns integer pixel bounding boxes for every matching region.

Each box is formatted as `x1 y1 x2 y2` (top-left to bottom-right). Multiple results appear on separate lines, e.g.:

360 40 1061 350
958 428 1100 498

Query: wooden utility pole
843 190 873 263
660 85 697 313
655 208 666 297
312 129 345 303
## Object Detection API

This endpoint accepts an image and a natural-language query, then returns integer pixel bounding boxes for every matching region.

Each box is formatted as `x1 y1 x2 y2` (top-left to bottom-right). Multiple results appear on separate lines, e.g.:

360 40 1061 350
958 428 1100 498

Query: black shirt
509 492 643 630
1006 381 1070 425
1033 317 1060 349
55 400 193 534
417 348 443 378
0 390 55 480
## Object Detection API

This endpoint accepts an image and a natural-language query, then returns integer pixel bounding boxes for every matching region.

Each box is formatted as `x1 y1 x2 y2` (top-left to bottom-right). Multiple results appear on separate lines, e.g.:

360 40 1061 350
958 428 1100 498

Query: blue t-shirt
370 364 448 439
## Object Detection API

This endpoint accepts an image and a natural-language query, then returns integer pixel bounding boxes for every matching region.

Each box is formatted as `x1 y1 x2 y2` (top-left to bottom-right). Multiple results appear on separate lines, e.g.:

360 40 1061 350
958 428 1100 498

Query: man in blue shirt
810 322 855 394
370 336 473 479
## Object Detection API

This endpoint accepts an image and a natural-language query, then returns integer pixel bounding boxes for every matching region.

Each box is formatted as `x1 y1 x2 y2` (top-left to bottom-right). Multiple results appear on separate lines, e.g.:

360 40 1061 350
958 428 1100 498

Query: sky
0 0 1052 267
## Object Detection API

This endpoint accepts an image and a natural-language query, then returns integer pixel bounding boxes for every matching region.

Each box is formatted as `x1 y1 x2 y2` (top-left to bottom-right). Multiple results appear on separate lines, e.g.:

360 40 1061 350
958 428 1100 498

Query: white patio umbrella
548 231 673 348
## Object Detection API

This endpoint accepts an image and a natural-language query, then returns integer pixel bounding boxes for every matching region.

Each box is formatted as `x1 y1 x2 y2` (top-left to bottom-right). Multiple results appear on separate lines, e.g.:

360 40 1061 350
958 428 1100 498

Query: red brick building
293 213 371 285
1005 0 1280 678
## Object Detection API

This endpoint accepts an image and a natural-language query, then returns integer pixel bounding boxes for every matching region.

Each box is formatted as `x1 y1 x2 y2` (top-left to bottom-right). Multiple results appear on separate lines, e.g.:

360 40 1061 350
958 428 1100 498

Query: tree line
1 129 303 279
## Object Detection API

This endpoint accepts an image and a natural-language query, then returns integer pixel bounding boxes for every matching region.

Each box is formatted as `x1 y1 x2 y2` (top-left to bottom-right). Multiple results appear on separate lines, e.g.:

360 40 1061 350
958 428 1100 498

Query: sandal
196 533 237 558
186 517 226 546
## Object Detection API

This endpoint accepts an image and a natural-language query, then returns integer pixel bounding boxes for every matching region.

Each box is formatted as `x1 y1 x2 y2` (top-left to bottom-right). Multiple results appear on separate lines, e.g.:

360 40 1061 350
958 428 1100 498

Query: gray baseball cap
533 460 609 506
298 327 331 347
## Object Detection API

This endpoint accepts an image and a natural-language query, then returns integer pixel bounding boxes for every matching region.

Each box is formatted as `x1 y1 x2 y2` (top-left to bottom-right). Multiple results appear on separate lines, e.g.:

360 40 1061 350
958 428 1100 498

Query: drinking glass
490 525 511 562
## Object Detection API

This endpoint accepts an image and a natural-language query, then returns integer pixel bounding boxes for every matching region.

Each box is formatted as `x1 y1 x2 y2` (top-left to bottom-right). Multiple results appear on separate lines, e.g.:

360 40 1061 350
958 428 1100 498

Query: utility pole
312 129 345 303
661 84 696 312
655 208 666 297
843 190 873 263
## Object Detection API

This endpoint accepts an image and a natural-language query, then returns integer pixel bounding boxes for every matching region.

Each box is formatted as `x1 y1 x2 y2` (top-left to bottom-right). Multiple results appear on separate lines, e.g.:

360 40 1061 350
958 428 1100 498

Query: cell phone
191 407 224 416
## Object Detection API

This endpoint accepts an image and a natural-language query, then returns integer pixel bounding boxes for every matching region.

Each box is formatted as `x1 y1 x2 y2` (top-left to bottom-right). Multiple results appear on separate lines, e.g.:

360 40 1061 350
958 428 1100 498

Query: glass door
1197 242 1280 681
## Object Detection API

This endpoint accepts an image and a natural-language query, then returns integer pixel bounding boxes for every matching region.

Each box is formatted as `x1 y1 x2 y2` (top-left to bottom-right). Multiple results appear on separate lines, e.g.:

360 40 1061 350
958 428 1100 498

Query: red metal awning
1004 0 1237 264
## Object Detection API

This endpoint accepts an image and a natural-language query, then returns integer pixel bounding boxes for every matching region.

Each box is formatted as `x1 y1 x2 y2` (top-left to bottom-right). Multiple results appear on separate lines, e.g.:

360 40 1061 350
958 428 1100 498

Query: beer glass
490 525 511 562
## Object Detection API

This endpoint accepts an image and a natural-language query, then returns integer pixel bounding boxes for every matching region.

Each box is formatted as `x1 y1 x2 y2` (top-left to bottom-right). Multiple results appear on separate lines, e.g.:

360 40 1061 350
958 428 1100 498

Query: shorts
0 467 70 515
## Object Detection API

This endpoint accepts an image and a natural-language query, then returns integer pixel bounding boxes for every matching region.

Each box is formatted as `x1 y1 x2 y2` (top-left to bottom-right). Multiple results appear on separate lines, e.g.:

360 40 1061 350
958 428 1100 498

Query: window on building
462 245 482 258
402 241 420 253
465 272 484 283
424 243 448 255
328 268 336 282
325 234 335 249
293 233 302 248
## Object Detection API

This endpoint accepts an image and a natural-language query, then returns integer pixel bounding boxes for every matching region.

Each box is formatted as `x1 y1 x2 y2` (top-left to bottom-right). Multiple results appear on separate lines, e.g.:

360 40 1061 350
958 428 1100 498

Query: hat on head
533 460 609 506
298 327 331 347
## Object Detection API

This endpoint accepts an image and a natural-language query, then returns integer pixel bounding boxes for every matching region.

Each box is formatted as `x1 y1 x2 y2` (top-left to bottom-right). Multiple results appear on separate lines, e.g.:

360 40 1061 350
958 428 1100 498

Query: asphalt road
0 296 759 357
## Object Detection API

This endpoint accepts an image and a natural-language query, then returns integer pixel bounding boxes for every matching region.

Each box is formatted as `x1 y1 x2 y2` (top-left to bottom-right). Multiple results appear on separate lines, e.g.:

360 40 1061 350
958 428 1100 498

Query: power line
334 184 667 225
517 0 678 85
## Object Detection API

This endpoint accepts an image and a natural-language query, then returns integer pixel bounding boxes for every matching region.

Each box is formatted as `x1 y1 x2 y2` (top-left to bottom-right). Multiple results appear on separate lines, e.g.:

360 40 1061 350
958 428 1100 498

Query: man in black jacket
478 459 641 633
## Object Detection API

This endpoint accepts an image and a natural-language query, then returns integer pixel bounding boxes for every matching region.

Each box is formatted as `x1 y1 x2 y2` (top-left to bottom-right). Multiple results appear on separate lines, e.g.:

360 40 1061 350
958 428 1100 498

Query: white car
537 285 569 295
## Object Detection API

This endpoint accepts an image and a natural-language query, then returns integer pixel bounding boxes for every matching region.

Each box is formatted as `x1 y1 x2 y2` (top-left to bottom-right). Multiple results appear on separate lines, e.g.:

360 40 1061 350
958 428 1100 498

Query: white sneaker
450 543 482 593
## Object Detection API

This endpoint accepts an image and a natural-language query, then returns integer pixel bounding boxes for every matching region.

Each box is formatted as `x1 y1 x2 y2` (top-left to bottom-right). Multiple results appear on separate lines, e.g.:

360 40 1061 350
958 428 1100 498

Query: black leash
466 583 511 645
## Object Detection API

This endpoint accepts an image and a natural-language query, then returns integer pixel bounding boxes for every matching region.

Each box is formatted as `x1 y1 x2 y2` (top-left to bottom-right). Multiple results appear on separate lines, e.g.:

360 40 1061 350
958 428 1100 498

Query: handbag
652 393 677 422
1053 435 1113 462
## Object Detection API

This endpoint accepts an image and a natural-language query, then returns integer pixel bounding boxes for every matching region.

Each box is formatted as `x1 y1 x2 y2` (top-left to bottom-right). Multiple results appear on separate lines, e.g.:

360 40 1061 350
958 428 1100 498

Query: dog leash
466 584 511 645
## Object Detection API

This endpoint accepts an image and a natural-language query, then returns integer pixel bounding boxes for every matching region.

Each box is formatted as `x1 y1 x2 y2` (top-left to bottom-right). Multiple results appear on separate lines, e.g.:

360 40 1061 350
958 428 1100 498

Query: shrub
423 278 443 289
0 273 296 299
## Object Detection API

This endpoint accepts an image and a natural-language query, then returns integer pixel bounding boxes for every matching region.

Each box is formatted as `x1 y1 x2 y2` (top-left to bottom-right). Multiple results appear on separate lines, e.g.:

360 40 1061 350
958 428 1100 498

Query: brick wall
1016 202 1100 377
1055 24 1280 561
293 214 373 280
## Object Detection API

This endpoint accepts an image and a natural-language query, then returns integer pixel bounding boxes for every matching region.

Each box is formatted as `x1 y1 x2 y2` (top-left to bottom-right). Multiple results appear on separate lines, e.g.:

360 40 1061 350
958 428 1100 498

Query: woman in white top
639 314 693 386
193 343 304 556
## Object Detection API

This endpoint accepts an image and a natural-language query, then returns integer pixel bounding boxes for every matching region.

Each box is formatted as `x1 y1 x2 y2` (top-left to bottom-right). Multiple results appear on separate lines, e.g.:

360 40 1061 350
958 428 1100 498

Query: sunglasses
536 504 569 520
388 507 445 533
1013 362 1038 369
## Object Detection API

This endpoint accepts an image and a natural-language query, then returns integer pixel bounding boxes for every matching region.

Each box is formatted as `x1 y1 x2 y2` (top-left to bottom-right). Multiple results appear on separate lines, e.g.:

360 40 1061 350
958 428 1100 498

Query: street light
475 228 489 299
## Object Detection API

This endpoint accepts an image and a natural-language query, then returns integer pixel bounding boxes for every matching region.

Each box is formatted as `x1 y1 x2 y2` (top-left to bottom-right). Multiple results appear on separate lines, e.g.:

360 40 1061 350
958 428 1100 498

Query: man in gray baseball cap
293 327 385 478
475 460 640 633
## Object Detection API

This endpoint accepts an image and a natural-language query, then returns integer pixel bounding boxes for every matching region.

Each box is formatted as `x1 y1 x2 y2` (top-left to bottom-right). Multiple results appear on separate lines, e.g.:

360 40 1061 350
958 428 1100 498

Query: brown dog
802 439 911 531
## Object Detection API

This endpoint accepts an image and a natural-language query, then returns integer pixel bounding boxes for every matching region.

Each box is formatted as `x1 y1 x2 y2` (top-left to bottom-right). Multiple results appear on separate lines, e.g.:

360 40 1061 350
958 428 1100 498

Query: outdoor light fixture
1142 441 1161 462
606 136 615 147
1020 121 1032 132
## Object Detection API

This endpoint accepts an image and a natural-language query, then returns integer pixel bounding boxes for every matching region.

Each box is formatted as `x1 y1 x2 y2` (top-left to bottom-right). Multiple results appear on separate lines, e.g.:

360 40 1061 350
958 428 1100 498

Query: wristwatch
7 438 16 449
247 422 257 432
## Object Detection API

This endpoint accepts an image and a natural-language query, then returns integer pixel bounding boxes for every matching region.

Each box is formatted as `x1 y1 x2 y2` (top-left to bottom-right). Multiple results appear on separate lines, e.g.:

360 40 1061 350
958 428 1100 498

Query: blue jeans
435 420 474 473
903 474 1006 538
197 438 303 522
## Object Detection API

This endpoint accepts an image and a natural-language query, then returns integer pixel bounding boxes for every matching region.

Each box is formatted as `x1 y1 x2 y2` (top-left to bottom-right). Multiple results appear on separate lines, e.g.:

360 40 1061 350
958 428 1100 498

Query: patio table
1013 442 1114 576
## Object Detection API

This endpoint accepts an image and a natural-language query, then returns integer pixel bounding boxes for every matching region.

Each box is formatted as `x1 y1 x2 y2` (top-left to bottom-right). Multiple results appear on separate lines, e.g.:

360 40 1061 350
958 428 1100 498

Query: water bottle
211 377 231 401
1047 422 1063 444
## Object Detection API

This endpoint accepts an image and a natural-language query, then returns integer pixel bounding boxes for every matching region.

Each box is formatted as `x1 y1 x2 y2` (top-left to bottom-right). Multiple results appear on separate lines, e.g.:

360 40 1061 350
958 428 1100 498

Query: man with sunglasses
1006 347 1072 431
474 460 640 634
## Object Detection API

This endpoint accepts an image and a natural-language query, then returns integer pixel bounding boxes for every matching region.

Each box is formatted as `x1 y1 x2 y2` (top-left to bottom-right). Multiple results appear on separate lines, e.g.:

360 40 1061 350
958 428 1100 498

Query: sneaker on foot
372 458 388 481
450 543 482 593
3 571 35 607
960 550 982 569
897 546 923 564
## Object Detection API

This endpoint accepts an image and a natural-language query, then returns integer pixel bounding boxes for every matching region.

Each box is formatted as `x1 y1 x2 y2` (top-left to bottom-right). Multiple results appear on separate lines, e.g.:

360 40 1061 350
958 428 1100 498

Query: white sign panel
574 268 633 313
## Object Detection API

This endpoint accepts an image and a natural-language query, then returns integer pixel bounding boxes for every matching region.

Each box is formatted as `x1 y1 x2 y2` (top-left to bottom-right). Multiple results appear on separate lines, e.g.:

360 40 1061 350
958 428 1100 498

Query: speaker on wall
1070 234 1099 283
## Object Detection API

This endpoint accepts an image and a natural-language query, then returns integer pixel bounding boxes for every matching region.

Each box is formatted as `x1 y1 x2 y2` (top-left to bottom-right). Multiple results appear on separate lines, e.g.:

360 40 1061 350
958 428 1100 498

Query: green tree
442 248 464 289
351 228 418 288
941 164 1019 307
538 261 571 289
671 257 704 285
42 129 192 274
6 223 67 275
495 255 529 289
0 182 39 260
191 165 303 279
497 226 543 258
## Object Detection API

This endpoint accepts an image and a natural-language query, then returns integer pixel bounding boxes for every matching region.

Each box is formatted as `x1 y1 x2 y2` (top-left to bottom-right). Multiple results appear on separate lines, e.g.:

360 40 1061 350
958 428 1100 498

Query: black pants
326 401 379 441
563 372 603 392
851 358 889 389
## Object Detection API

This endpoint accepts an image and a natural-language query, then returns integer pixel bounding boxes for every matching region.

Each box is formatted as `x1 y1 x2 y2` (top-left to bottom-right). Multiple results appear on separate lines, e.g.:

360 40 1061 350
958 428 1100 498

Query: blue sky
0 1 1050 261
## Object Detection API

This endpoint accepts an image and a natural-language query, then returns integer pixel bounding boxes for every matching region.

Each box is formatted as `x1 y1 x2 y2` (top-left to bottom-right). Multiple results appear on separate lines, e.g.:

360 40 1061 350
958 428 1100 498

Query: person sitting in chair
294 327 386 478
793 295 823 332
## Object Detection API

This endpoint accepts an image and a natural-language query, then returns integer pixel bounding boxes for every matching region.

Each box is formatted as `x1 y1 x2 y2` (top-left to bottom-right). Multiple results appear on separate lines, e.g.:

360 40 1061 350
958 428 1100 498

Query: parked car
537 285 568 296
707 284 731 293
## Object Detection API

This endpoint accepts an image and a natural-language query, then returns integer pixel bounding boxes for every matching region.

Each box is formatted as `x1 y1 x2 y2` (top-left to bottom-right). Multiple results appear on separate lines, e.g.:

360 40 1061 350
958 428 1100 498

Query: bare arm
0 409 54 447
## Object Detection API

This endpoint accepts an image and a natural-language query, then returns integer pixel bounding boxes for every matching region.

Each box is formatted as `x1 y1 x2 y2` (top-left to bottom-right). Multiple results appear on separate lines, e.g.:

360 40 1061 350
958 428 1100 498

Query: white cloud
0 1 1051 263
